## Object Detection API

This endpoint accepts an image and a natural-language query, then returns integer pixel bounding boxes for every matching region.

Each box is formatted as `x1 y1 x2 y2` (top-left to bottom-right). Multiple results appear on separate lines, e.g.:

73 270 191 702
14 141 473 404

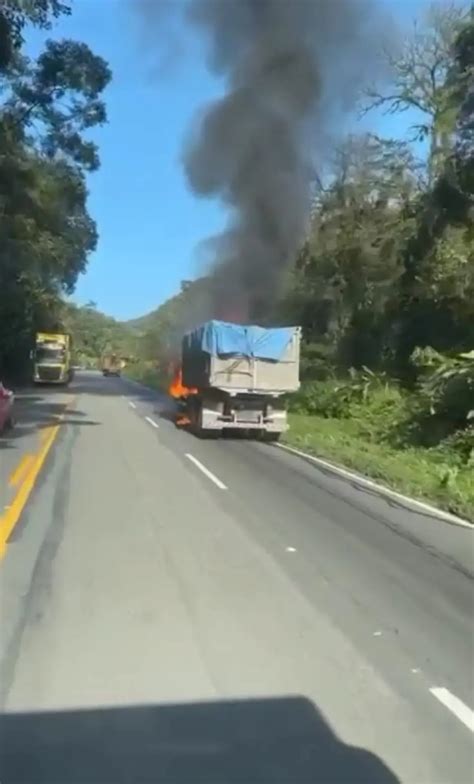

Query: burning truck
168 320 301 440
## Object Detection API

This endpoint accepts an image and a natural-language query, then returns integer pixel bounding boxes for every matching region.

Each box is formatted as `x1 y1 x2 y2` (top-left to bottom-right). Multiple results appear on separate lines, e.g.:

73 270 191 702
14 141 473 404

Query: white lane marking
276 443 472 529
373 631 382 637
430 687 474 732
286 546 297 553
185 453 227 490
129 401 136 409
145 416 159 429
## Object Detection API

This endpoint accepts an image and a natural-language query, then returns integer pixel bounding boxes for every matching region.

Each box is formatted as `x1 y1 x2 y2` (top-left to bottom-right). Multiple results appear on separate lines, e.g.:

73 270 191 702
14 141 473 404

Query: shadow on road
72 372 160 401
0 695 400 784
0 372 161 449
0 395 100 450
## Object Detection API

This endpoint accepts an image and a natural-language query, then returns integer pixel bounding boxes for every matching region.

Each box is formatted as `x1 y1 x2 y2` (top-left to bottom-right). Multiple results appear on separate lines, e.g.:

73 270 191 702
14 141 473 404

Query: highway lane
1 370 473 783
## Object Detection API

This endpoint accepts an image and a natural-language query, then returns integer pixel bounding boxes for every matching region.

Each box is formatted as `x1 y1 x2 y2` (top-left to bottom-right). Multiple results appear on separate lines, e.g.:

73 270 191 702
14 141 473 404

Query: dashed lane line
185 453 227 490
429 687 474 732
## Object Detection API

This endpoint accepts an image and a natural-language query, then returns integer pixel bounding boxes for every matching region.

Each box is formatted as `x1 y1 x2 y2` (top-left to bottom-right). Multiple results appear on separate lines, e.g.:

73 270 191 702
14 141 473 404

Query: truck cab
33 333 73 385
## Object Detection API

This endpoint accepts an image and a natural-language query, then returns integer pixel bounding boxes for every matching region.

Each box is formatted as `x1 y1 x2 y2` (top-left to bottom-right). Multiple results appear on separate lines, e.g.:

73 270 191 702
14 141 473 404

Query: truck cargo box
182 321 301 394
101 353 123 376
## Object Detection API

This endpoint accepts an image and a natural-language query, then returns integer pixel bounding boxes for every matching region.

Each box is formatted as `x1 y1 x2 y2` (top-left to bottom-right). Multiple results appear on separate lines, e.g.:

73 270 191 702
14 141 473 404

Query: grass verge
283 413 473 523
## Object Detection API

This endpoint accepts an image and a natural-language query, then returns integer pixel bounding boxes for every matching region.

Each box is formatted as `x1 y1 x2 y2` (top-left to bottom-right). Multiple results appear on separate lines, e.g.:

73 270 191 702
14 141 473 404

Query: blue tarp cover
184 320 296 361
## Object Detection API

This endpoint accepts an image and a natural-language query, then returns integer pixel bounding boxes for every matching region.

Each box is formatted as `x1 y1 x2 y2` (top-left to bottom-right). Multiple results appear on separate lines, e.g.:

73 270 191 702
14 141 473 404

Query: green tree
282 134 420 369
363 2 468 183
0 3 111 380
360 5 474 370
451 5 474 196
0 1 70 72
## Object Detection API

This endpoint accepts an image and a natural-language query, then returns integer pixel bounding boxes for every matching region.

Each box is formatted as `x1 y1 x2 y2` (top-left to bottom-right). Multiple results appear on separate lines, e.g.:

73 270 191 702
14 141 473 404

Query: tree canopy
0 0 111 380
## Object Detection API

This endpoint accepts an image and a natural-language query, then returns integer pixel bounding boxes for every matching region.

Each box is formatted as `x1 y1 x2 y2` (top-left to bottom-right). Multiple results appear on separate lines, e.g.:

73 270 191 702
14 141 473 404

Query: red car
0 382 15 432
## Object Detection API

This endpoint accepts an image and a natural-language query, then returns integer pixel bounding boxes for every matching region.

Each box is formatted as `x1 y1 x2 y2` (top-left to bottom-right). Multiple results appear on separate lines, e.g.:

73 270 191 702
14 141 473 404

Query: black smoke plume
183 0 385 322
136 0 388 323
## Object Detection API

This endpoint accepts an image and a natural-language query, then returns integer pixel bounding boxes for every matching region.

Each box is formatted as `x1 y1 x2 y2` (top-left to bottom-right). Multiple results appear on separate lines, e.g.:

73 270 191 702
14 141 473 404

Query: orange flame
168 364 197 427
168 365 197 399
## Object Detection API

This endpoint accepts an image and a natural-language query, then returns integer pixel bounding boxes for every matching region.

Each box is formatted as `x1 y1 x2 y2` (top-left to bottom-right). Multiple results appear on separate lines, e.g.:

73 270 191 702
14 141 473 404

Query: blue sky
28 0 433 320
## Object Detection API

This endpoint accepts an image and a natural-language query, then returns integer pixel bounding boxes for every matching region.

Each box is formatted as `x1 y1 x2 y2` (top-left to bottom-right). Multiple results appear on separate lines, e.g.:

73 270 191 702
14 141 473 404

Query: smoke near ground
136 0 389 324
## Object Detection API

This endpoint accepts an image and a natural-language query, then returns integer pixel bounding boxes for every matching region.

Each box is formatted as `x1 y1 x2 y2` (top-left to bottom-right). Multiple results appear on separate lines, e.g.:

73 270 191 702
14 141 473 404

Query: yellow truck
33 333 73 385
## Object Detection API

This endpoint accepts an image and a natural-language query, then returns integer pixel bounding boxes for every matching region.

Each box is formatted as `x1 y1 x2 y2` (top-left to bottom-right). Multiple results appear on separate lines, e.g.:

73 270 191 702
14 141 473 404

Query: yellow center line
38 427 51 445
8 454 35 488
0 395 77 559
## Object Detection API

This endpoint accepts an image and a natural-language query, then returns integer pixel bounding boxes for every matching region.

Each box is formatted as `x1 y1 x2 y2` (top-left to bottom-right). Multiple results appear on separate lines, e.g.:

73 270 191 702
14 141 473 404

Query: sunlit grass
284 413 473 523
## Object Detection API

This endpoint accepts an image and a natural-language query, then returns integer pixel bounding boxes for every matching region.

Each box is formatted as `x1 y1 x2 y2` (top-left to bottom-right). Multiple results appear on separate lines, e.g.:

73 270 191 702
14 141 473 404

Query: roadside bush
299 342 336 381
437 425 474 467
290 367 402 425
411 347 474 426
290 380 350 417
395 347 474 448
348 384 408 442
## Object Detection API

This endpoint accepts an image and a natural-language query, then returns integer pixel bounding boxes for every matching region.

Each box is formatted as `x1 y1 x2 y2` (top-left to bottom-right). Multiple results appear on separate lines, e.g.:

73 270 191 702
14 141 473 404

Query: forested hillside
62 302 138 367
135 5 473 372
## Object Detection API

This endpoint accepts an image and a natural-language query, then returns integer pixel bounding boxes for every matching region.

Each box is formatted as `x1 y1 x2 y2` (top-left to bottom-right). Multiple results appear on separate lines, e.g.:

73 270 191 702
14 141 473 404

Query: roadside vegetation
278 4 474 521
286 357 474 521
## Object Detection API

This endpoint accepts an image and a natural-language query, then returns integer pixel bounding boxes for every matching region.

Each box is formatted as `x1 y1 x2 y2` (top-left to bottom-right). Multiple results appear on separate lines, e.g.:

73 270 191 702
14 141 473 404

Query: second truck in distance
171 320 301 440
100 353 123 377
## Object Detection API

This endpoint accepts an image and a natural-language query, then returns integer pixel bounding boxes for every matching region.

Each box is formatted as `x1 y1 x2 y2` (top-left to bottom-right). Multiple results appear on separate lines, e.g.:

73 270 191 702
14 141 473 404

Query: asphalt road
0 371 473 783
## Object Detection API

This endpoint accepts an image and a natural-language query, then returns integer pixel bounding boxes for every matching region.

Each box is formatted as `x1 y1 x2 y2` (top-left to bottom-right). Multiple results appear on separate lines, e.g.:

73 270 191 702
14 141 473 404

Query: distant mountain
64 302 138 363
65 278 214 365
124 310 159 333
124 277 214 338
